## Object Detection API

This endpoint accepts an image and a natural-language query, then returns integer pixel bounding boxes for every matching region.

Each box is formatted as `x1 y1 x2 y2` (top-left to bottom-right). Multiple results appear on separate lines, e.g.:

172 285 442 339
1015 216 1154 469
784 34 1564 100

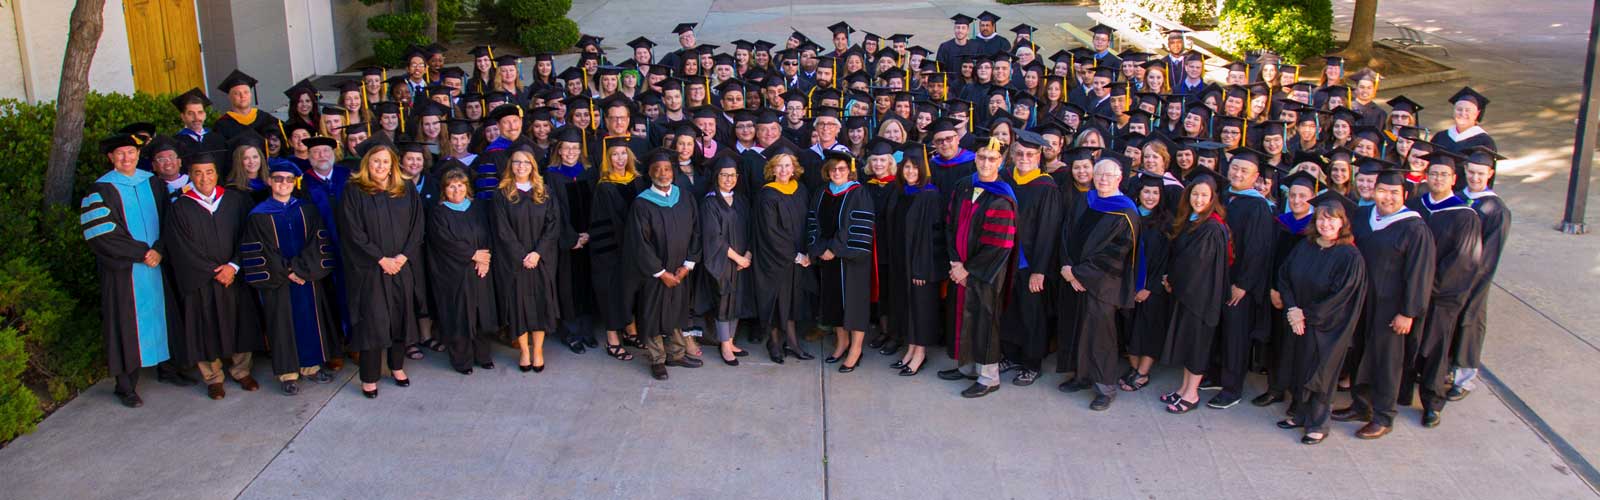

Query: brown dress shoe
207 383 226 400
326 358 345 372
1356 422 1391 440
236 376 260 392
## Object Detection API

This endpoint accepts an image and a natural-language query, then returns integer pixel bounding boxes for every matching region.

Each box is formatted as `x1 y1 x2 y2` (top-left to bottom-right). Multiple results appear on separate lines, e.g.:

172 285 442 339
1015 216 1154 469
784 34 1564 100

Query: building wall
330 0 387 71
0 0 136 103
196 0 238 104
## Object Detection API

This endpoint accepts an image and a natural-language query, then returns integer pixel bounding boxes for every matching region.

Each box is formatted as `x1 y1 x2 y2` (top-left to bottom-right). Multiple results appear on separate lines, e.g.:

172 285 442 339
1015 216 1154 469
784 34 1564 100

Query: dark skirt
1161 303 1215 374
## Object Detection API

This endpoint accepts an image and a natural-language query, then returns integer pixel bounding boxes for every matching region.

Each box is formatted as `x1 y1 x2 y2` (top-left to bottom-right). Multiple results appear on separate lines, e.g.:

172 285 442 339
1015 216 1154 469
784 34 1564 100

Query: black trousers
1000 278 1049 372
358 346 406 383
114 370 140 395
447 336 492 371
1216 300 1259 398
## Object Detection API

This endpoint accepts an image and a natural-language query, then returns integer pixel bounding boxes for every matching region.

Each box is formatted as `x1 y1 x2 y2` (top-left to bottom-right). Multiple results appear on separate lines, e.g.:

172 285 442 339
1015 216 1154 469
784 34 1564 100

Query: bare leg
845 330 865 366
906 345 926 371
531 331 546 367
517 333 531 367
831 327 849 359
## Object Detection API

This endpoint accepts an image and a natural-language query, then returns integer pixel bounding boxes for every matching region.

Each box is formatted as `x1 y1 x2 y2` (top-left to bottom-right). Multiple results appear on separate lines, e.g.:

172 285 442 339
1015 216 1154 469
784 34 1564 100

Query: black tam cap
170 87 211 111
672 23 697 35
217 70 258 93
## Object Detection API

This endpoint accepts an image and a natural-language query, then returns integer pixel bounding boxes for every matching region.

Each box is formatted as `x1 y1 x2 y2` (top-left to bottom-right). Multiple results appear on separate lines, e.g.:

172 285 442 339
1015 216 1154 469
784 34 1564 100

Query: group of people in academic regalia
80 14 1512 446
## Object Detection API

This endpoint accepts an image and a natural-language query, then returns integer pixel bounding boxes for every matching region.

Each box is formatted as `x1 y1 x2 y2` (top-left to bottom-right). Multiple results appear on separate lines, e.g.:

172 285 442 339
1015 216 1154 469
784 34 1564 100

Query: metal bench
1381 21 1450 57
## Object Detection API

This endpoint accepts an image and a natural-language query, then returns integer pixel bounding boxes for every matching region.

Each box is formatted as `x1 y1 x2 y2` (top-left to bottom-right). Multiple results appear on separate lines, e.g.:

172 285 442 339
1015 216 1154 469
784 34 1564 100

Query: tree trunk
1340 0 1381 69
423 0 438 41
43 0 106 207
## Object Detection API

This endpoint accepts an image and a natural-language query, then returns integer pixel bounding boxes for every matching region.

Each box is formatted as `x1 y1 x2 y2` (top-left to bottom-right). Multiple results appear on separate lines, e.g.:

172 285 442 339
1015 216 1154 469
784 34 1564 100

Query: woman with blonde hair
588 137 647 360
492 148 562 372
753 151 816 363
337 144 426 399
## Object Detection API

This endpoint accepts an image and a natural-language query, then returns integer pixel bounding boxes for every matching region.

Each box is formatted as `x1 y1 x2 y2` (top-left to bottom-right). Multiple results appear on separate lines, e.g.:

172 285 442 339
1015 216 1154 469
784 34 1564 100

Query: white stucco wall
0 0 135 103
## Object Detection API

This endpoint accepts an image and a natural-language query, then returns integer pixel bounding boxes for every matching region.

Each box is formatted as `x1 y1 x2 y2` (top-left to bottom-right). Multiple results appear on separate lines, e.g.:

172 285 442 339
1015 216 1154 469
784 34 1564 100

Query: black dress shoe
769 353 785 364
721 355 740 367
1446 386 1470 401
732 349 749 357
532 364 545 373
961 383 998 398
1057 379 1092 393
784 346 815 361
1422 410 1442 428
1301 433 1326 445
362 387 379 399
838 361 857 373
937 368 972 381
1206 392 1241 409
1276 419 1303 430
899 364 921 377
565 339 586 354
650 364 669 380
866 335 887 349
519 364 534 373
393 377 411 387
1251 391 1286 407
456 367 474 375
877 343 900 356
890 359 907 369
666 357 703 368
1331 407 1370 422
1090 393 1115 411
280 380 299 396
480 362 495 370
825 354 843 364
116 391 143 408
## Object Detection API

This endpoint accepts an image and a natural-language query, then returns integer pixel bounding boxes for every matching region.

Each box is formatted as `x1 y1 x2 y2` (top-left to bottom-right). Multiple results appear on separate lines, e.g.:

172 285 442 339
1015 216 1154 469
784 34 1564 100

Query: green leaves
1218 0 1335 63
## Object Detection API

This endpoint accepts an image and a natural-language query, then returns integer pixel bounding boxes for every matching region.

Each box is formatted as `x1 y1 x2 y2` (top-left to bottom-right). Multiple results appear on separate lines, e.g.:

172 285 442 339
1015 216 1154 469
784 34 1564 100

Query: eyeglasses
269 176 296 184
783 61 799 66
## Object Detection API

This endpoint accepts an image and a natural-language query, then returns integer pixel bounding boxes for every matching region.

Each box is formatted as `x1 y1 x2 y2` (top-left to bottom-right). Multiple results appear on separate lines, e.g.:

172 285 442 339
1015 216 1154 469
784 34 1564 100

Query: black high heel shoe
838 360 858 373
519 364 534 373
899 363 921 377
362 386 379 399
532 364 545 373
784 346 814 361
479 362 495 370
825 353 844 364
393 376 410 387
890 359 907 369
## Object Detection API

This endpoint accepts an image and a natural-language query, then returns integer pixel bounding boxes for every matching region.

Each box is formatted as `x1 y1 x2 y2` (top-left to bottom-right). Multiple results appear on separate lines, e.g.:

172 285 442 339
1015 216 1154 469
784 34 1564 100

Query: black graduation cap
1228 146 1267 167
1329 106 1359 124
332 79 363 95
302 136 338 150
372 101 402 117
320 103 349 116
1013 129 1046 149
1325 146 1354 164
1088 23 1115 36
487 103 524 123
1423 148 1468 170
395 140 430 156
711 53 736 68
672 23 697 35
754 40 776 52
828 21 854 36
553 125 586 144
361 66 385 77
1188 167 1226 188
864 137 902 157
976 11 1001 23
575 34 604 50
170 87 211 111
1118 50 1151 63
216 70 258 93
950 13 975 24
1011 23 1036 35
685 105 717 120
1463 146 1505 168
1448 86 1490 118
445 119 476 136
177 149 225 169
811 105 844 121
1214 115 1245 132
1290 151 1327 170
468 45 494 59
1282 170 1320 192
1063 145 1100 164
926 116 963 135
1091 65 1116 80
281 121 317 139
907 46 932 58
98 133 143 155
1386 95 1424 115
1255 119 1289 137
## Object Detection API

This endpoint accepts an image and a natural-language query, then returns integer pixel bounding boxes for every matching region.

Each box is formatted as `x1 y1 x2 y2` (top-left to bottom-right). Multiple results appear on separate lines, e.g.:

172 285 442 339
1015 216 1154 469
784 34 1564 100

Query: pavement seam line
819 338 831 500
1492 280 1600 354
1480 367 1600 497
231 371 355 500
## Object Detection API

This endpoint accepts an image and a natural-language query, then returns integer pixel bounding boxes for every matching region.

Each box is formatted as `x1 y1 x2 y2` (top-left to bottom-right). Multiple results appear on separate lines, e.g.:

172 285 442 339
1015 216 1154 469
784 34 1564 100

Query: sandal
420 338 445 352
605 344 634 362
1120 371 1151 392
1160 391 1181 405
405 345 424 360
622 335 646 349
1166 397 1199 414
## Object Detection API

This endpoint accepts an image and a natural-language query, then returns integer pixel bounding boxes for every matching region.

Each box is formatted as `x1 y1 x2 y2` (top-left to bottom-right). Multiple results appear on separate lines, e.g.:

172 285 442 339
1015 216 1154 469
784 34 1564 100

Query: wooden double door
123 0 204 95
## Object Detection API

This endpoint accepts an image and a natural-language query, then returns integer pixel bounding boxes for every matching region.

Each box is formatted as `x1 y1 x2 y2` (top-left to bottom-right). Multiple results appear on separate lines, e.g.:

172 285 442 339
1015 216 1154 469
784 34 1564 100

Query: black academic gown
1058 194 1139 386
546 165 598 326
697 191 754 320
930 151 977 194
1218 191 1277 394
164 188 263 365
1125 210 1174 358
588 176 648 330
808 183 876 332
1455 190 1510 368
753 183 814 331
336 182 426 351
214 110 282 144
882 185 947 346
426 200 498 344
1000 172 1064 371
491 187 562 334
1276 240 1368 429
945 176 1017 365
240 198 339 376
1161 215 1231 374
80 171 179 377
625 186 701 337
1352 205 1437 425
1410 194 1482 406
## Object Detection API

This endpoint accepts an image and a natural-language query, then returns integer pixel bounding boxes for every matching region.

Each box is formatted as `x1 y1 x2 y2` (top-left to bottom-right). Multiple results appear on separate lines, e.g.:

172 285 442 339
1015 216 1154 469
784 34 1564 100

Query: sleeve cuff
683 261 696 270
228 262 240 271
652 269 666 278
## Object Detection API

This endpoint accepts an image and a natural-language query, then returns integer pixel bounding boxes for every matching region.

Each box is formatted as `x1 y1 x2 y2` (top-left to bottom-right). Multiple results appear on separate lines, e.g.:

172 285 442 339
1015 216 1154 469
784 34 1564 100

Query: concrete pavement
3 0 1598 498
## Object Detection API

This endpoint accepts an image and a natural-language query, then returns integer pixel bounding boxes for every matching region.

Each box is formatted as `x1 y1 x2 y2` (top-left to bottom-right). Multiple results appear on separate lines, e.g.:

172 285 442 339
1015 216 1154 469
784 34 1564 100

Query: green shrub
0 326 41 444
1218 0 1334 64
518 18 580 54
502 0 572 24
1102 0 1215 29
373 35 431 67
367 12 426 38
0 91 183 441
